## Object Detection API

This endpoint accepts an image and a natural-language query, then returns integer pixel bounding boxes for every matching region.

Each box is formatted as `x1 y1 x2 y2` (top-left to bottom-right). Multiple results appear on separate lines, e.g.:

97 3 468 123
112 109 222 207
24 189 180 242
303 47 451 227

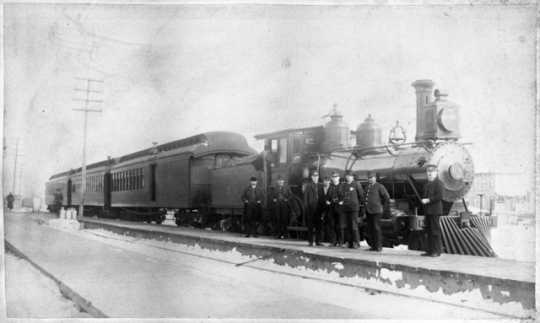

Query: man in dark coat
340 171 364 248
364 171 390 251
329 171 345 246
241 176 264 237
318 176 336 245
6 192 14 210
303 170 322 246
270 175 293 239
421 165 444 257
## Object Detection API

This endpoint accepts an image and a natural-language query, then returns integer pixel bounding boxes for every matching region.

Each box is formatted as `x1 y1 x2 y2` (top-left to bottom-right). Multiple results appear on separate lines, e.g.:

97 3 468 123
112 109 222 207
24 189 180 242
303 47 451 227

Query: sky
2 3 536 198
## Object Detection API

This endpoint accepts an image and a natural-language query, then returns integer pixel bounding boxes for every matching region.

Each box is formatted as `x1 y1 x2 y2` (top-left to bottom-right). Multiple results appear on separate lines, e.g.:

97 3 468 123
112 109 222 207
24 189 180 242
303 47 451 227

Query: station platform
76 216 535 317
8 211 527 319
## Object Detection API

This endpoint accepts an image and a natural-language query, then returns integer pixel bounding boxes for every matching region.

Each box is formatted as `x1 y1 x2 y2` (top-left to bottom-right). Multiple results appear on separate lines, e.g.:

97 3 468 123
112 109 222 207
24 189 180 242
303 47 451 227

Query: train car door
103 172 111 209
150 164 157 201
67 179 72 206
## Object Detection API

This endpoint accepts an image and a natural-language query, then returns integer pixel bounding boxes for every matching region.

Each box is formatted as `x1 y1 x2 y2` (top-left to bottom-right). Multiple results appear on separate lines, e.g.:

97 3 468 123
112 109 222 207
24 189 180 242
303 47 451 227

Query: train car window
271 139 278 152
279 138 287 163
113 173 117 192
127 170 131 191
292 135 303 154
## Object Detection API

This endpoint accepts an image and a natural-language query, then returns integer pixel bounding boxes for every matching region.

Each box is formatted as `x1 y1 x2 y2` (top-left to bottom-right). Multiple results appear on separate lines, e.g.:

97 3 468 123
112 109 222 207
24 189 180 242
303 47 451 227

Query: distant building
465 172 533 224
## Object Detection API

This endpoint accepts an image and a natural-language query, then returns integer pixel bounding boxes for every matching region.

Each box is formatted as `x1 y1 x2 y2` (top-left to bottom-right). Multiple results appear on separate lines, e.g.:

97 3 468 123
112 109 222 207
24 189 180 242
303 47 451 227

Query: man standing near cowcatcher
421 164 444 257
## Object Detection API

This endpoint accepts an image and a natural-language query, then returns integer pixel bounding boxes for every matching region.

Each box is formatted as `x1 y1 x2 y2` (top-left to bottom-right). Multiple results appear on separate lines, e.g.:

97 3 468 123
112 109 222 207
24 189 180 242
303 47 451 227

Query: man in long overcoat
421 165 444 257
241 176 264 237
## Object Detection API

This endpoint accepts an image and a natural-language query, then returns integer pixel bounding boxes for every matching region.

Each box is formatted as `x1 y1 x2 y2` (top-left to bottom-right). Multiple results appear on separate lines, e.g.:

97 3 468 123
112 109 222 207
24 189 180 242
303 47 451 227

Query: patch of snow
379 268 403 284
48 219 81 232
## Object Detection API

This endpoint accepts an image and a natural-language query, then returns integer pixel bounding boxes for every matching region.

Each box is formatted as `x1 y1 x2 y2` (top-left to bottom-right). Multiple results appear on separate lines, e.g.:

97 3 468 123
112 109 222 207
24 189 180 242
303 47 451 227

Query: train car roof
254 126 323 140
48 131 256 180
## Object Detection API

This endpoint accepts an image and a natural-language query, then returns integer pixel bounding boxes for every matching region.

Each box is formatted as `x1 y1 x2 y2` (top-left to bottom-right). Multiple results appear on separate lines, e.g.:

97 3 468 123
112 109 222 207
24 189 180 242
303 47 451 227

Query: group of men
241 165 443 257
300 170 389 251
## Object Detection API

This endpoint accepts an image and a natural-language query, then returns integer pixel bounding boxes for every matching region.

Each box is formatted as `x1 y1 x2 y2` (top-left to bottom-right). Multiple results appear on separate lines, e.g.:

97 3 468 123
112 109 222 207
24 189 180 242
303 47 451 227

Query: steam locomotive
46 79 497 256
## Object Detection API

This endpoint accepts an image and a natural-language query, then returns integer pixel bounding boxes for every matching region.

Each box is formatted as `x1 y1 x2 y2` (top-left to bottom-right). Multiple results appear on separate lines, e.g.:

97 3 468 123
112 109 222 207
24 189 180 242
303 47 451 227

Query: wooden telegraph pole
73 77 103 218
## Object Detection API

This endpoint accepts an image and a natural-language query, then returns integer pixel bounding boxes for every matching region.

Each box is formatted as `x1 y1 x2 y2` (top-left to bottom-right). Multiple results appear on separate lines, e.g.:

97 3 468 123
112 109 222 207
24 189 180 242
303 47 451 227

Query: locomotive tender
46 79 496 256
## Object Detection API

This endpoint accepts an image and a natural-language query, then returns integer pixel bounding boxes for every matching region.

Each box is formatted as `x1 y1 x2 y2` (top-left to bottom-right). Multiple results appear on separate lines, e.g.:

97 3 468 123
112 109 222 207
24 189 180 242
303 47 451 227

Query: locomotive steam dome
355 114 383 152
321 108 350 153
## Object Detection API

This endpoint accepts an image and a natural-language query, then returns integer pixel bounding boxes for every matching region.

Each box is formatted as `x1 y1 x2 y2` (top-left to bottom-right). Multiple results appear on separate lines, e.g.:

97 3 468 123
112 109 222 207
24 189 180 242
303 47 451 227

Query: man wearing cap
270 175 293 239
318 176 336 245
303 170 322 246
421 165 444 257
329 171 345 246
340 170 364 248
241 176 264 237
364 171 390 251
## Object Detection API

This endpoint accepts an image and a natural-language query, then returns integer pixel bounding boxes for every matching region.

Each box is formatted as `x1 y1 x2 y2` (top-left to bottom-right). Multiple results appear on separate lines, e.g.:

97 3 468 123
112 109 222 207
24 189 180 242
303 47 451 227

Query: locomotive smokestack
411 79 435 141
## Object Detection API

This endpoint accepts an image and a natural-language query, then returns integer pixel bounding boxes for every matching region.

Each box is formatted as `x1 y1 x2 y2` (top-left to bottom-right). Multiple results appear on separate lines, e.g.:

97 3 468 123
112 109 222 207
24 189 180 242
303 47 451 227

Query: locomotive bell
355 114 383 152
321 108 350 153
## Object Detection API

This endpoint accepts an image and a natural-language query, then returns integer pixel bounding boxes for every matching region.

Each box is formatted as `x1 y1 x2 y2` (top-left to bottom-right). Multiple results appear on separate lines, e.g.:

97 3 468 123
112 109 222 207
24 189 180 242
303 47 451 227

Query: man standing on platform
270 175 292 239
340 171 364 249
318 176 335 245
241 176 264 238
329 171 345 247
421 165 444 257
6 192 14 210
364 171 390 252
303 170 322 246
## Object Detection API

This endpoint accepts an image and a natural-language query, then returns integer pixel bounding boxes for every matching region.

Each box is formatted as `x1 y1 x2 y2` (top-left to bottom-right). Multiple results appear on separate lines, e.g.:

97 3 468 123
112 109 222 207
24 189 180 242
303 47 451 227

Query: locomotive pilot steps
46 79 498 257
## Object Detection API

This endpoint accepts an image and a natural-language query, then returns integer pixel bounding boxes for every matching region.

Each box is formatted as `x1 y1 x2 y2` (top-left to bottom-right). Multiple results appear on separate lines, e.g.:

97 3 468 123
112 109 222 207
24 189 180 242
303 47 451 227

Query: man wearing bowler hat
340 170 364 248
303 170 322 246
270 175 293 239
241 176 264 237
364 171 390 251
421 164 444 257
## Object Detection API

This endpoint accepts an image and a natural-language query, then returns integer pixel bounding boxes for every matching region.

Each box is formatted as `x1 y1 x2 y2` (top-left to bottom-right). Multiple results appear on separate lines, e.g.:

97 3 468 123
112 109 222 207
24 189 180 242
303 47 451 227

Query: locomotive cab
255 126 324 193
